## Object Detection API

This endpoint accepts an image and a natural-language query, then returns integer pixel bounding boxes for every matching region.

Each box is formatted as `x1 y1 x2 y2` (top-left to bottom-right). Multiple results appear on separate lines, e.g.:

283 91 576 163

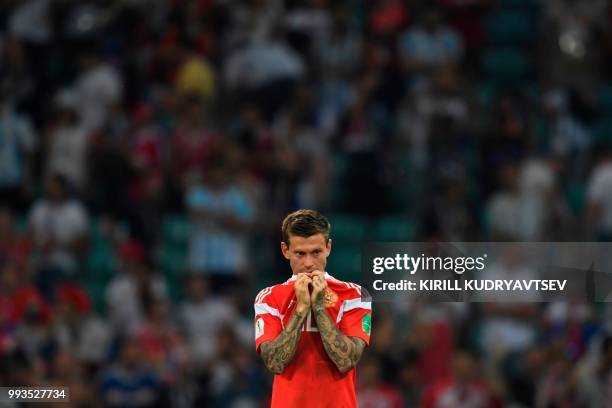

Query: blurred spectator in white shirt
185 150 254 290
586 148 612 239
28 174 88 287
106 240 168 335
45 90 91 192
72 52 123 132
178 275 238 369
0 94 37 210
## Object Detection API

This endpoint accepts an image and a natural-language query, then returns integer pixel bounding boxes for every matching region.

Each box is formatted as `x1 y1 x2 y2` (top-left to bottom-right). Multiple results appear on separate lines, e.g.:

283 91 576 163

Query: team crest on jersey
324 288 338 307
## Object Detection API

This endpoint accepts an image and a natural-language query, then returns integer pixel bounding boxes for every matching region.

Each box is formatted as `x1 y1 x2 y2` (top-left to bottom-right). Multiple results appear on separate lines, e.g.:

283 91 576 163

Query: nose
303 255 315 269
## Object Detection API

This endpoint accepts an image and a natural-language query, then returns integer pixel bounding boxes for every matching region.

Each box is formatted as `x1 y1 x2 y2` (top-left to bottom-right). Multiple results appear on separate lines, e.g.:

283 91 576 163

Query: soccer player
254 209 372 407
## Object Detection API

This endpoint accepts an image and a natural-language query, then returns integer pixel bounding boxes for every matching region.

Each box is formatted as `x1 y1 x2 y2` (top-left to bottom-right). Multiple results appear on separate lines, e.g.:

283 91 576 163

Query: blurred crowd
1 0 612 406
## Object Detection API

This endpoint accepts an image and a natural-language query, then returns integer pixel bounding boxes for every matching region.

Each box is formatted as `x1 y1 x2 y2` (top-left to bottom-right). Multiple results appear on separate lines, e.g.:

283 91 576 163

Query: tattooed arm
310 271 366 374
260 307 308 374
259 274 312 374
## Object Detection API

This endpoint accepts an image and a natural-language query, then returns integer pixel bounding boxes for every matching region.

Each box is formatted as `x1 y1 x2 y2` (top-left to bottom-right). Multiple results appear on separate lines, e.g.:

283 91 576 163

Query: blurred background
1 0 612 406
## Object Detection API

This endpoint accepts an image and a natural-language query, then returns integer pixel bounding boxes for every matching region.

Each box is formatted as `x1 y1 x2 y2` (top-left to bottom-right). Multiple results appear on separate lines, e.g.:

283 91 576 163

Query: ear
326 238 332 255
281 241 290 260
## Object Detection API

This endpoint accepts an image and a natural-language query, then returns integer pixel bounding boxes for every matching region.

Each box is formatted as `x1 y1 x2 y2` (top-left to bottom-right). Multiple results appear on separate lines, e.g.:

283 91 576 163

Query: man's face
281 233 331 275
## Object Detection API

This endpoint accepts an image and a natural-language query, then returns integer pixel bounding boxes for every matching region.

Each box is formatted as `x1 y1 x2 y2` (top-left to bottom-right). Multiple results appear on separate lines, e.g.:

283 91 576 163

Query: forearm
260 308 307 374
312 303 364 373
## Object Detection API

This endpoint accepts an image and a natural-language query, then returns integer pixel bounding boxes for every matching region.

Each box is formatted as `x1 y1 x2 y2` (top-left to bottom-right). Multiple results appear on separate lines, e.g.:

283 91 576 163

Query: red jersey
254 273 372 408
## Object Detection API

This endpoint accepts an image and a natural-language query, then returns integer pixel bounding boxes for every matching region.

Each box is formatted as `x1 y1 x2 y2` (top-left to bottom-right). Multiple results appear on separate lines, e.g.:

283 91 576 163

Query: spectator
368 0 409 40
357 354 405 408
224 34 305 121
585 147 612 240
50 283 112 366
28 173 89 292
46 351 98 407
71 50 123 132
540 88 591 158
398 65 471 169
224 0 284 47
175 53 216 101
575 335 612 406
99 337 165 408
106 240 168 335
477 248 539 363
44 90 91 192
284 0 333 57
0 93 38 210
135 301 188 385
185 150 254 291
0 207 30 265
315 6 362 76
419 350 500 408
272 84 331 209
398 7 463 83
178 274 238 369
169 94 220 187
208 327 268 407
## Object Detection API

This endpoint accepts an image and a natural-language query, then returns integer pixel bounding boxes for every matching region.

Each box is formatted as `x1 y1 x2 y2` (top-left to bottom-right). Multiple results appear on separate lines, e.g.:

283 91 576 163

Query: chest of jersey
277 284 342 332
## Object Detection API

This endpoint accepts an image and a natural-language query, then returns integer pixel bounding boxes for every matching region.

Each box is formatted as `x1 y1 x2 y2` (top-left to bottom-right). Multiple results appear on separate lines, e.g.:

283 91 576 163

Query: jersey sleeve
338 295 372 346
254 287 283 353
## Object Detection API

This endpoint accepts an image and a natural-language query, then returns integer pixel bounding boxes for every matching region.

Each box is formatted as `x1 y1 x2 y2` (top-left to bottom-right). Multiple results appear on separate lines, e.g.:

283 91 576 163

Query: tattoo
260 309 308 374
312 297 366 373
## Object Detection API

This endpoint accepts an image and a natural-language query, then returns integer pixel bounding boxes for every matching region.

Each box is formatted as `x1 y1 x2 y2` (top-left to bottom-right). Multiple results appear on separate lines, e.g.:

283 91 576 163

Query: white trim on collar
286 271 332 282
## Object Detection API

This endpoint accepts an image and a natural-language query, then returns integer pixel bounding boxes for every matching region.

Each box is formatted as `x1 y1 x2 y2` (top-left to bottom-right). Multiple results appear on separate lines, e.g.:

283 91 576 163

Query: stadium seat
592 118 612 143
15 214 28 233
566 182 586 214
85 280 107 314
159 246 188 278
328 214 369 243
165 276 182 303
373 217 415 241
497 0 537 8
486 11 533 46
163 215 190 248
597 85 612 114
328 154 350 210
86 245 117 280
481 48 529 83
327 244 361 282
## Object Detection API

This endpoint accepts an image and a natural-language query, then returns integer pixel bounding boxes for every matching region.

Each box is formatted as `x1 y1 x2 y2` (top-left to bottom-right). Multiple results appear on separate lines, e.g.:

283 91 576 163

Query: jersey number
302 311 318 332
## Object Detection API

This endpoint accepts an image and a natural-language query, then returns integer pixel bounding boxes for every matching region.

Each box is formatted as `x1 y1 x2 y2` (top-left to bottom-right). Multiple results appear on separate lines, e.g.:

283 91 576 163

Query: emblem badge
324 288 338 308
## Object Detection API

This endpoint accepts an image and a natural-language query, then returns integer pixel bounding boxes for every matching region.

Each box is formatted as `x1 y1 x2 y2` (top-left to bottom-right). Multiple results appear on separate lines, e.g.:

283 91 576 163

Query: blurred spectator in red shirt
135 301 188 385
169 94 220 187
50 283 112 367
369 0 408 40
419 350 501 408
357 354 405 408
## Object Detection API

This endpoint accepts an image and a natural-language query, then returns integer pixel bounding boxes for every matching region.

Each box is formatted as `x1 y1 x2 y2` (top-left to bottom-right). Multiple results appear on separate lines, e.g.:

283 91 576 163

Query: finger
314 275 326 284
311 270 324 279
313 278 326 290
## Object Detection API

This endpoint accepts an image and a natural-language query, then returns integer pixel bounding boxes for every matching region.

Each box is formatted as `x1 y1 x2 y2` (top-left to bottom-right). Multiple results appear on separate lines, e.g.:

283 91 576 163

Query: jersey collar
287 271 331 282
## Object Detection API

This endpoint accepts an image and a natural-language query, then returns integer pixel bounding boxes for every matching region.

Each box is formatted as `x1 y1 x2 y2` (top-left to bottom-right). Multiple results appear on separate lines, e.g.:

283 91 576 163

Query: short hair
281 209 330 246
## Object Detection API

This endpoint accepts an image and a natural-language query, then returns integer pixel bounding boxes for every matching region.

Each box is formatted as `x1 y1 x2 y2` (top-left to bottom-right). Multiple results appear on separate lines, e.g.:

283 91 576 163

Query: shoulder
255 279 296 305
255 282 283 303
326 276 366 299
